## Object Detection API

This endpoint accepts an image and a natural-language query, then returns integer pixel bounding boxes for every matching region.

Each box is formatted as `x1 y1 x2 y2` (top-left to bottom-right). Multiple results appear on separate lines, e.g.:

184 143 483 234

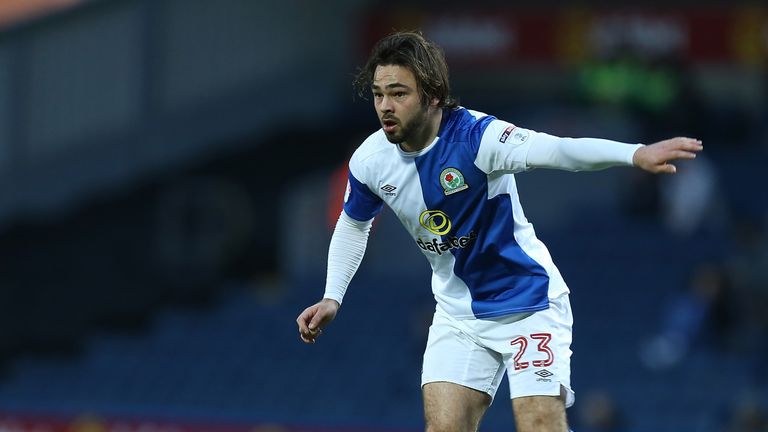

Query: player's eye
395 92 407 98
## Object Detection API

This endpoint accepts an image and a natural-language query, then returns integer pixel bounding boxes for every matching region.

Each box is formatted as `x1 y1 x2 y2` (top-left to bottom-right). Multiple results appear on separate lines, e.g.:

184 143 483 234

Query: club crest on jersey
439 168 469 195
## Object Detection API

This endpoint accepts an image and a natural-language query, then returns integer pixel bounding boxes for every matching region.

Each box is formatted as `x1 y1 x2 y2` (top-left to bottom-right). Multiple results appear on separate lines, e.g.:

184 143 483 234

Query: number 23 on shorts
510 333 554 371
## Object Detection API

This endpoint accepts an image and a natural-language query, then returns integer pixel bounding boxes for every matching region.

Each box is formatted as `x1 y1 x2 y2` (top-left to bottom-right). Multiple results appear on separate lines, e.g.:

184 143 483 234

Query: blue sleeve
343 172 383 221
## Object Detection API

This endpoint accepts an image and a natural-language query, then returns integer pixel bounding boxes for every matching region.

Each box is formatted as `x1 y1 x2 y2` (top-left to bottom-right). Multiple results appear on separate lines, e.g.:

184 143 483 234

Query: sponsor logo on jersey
380 184 397 196
416 231 477 255
419 210 452 235
439 168 469 195
500 125 530 145
417 210 476 255
500 125 515 143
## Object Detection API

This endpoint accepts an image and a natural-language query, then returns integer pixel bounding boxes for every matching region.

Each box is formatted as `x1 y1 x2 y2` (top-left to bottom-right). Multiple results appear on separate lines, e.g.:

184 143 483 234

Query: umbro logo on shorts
535 369 554 382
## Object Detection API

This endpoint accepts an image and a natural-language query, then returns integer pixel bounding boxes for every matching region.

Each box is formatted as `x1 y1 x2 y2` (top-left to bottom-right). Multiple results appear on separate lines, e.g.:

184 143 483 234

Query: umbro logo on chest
380 184 397 196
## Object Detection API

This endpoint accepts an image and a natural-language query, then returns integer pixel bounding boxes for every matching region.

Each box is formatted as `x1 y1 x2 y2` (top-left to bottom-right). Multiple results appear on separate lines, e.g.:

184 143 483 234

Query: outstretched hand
296 298 339 344
633 137 703 174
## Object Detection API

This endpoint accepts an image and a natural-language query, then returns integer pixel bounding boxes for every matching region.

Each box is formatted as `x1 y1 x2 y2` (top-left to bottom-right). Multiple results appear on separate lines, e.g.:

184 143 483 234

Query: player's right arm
296 160 383 344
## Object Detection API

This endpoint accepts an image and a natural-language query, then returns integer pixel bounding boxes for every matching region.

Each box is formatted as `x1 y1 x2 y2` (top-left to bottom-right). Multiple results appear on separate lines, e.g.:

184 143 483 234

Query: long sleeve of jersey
526 133 642 171
475 120 644 174
322 210 373 305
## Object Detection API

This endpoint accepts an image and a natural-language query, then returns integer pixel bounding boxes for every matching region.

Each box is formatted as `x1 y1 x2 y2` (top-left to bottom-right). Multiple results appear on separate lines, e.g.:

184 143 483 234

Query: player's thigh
512 392 568 432
423 381 491 432
496 295 575 407
422 308 506 404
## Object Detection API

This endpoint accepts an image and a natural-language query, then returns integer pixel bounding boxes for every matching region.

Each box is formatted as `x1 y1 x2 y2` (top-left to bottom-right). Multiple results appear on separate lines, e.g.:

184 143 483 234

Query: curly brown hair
353 31 458 109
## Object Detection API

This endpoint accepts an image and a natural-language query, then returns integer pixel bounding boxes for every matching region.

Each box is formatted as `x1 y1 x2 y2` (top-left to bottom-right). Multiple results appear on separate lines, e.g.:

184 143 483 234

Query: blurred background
0 0 766 431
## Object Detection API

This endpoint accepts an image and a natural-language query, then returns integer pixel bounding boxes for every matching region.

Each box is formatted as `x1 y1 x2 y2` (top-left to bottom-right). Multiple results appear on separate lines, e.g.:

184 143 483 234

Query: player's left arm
475 120 644 174
474 119 702 175
525 133 702 173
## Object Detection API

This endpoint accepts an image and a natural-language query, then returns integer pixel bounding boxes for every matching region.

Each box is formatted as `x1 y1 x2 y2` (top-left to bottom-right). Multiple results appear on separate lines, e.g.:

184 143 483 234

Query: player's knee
512 395 568 432
425 420 476 432
517 415 562 432
427 424 477 432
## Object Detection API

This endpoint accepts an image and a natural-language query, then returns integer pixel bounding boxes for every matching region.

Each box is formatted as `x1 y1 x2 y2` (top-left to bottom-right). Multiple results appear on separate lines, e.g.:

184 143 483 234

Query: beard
382 104 430 145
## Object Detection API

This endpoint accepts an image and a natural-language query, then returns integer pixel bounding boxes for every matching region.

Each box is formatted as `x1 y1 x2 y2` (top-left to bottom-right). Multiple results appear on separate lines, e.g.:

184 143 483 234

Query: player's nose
378 95 394 113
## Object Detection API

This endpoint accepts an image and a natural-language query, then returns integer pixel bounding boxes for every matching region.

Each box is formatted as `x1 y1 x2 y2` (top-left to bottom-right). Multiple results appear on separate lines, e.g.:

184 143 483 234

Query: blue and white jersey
344 107 568 320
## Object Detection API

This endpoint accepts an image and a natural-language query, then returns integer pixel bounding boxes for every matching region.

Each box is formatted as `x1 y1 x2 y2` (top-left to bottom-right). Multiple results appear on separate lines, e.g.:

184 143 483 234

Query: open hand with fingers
633 137 703 174
296 298 339 344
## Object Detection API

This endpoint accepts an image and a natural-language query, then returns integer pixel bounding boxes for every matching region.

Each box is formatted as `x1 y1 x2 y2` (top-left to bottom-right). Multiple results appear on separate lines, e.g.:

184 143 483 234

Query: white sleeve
322 210 373 305
526 132 643 171
474 119 643 173
474 120 534 174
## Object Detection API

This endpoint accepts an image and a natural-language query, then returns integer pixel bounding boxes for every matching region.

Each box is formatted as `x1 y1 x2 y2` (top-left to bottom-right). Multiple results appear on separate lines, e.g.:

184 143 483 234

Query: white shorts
421 294 575 407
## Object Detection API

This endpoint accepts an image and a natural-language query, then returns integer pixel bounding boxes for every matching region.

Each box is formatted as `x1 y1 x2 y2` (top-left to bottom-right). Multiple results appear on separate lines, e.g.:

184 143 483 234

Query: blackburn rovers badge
440 168 469 195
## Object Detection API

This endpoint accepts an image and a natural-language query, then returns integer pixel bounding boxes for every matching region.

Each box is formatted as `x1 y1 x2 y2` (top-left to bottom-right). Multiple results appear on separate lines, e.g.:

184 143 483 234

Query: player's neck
400 108 443 153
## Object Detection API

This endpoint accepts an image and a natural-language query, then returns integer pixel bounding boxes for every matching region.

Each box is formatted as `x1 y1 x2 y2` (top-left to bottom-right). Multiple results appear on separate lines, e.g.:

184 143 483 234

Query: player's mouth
382 118 399 133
